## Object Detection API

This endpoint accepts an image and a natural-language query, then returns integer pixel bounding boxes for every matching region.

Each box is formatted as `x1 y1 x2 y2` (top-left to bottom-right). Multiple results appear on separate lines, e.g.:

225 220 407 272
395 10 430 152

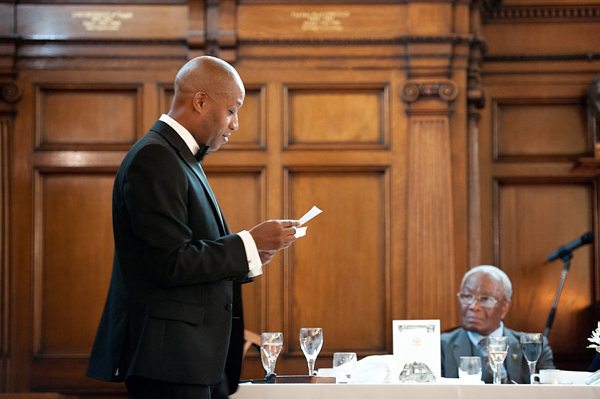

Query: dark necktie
477 338 493 383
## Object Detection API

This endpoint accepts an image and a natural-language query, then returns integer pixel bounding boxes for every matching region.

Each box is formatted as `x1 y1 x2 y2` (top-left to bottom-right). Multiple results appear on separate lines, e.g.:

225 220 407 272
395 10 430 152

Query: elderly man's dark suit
87 120 250 396
441 327 555 384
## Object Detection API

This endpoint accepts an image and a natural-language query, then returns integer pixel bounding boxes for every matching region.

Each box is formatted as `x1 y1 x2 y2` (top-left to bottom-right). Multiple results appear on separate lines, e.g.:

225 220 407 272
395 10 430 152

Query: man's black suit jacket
87 121 250 395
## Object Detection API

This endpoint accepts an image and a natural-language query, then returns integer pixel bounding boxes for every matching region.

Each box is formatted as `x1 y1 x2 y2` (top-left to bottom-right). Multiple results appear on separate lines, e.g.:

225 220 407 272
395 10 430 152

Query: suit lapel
150 121 227 236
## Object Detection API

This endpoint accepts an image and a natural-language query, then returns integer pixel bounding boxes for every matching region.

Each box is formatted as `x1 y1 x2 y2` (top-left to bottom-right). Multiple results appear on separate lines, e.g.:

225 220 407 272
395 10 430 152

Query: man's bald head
167 56 245 151
172 56 244 107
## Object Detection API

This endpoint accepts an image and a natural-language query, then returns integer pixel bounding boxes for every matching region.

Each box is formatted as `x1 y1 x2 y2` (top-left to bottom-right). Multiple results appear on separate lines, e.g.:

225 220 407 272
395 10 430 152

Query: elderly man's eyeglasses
456 292 500 308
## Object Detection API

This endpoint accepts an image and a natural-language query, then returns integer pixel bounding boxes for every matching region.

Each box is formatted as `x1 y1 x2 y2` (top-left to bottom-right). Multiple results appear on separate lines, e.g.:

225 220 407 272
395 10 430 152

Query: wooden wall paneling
286 169 390 356
496 181 596 368
493 98 589 162
283 84 389 150
30 171 117 392
35 84 142 151
32 172 115 359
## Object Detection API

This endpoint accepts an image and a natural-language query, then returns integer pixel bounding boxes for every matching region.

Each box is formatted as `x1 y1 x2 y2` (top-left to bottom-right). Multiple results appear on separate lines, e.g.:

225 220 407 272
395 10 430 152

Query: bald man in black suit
87 56 298 399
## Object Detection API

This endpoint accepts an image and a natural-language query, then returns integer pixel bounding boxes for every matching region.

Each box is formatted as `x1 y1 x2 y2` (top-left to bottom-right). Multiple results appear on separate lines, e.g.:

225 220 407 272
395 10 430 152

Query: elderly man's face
459 273 511 336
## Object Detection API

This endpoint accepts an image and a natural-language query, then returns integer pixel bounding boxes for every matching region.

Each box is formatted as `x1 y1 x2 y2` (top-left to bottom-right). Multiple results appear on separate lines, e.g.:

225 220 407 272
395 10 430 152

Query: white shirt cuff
237 230 262 277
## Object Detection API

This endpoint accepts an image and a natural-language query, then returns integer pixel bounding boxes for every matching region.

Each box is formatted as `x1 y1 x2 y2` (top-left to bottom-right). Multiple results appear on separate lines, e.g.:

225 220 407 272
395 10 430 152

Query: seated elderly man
441 265 555 383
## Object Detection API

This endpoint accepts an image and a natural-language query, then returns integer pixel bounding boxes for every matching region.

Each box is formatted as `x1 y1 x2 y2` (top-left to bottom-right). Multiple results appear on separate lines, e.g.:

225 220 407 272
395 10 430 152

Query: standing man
440 265 555 383
87 56 298 398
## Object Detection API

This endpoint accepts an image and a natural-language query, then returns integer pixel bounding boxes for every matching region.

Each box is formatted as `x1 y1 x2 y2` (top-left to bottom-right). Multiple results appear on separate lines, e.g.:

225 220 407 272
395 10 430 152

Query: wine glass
299 327 323 376
520 333 543 384
487 336 508 385
261 332 283 377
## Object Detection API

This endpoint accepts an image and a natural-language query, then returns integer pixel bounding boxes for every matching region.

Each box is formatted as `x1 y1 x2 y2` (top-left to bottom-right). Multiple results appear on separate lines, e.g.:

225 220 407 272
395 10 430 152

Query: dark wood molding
486 4 600 23
485 52 600 62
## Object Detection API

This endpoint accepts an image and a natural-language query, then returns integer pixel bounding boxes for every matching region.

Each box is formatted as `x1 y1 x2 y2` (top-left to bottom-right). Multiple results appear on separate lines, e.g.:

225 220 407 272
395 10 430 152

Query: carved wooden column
0 83 19 393
0 0 18 390
403 81 460 324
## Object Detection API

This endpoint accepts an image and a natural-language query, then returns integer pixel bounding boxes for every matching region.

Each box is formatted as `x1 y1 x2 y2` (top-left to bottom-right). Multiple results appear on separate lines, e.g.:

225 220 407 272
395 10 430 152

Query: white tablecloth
232 383 600 399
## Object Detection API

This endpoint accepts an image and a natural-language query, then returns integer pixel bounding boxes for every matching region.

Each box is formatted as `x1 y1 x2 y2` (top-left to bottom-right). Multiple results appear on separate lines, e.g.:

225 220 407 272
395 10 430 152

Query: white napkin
353 355 394 384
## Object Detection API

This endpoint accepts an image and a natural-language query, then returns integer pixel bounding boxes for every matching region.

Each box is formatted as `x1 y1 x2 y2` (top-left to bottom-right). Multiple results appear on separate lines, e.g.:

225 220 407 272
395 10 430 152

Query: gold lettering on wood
291 11 350 31
71 11 133 31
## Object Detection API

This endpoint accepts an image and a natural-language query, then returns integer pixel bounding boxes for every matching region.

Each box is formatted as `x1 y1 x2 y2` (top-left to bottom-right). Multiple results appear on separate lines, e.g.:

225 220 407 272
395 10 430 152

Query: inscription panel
238 5 405 39
36 85 140 150
287 170 388 353
18 4 187 39
493 98 589 160
34 172 115 357
285 85 389 149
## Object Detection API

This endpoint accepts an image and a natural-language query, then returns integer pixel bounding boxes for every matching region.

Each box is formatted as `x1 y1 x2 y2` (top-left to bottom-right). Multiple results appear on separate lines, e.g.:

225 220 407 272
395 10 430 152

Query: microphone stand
543 251 572 337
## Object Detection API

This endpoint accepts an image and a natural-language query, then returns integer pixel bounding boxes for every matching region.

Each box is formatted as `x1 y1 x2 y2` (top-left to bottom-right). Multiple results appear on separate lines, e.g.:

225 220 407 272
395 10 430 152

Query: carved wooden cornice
401 80 458 103
486 5 600 22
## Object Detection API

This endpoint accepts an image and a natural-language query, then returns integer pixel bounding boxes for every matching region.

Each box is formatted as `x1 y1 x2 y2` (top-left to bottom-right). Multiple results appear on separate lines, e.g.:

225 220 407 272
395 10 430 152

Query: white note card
298 206 322 226
294 206 322 238
392 320 441 383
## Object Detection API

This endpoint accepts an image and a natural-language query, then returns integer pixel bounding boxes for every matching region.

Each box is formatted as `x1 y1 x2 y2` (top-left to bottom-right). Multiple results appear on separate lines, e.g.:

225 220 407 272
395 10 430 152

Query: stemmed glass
299 327 323 376
487 336 508 385
520 333 543 384
261 332 283 377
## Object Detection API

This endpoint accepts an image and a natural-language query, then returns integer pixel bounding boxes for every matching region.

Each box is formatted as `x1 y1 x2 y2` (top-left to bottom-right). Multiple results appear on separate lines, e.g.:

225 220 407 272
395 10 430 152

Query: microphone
546 231 594 262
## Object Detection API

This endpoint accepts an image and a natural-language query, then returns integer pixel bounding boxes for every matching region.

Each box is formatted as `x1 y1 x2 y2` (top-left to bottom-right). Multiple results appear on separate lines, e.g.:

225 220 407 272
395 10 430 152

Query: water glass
261 332 283 376
520 333 543 384
458 356 482 383
299 328 323 375
487 336 508 385
333 352 357 384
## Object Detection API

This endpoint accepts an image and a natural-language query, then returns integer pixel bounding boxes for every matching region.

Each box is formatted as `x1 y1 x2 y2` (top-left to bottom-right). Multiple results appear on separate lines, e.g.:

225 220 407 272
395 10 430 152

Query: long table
232 382 600 399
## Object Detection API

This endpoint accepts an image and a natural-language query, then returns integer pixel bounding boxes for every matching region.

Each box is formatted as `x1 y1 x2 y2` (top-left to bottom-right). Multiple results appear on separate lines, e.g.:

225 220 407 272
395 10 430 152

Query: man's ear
192 91 208 113
500 300 511 320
